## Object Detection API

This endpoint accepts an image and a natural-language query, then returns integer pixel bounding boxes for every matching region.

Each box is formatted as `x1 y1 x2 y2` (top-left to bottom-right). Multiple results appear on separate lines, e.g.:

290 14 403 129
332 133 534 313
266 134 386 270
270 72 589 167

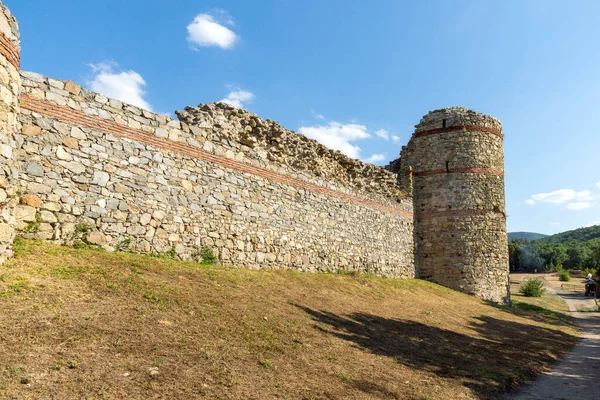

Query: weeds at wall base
150 246 178 260
199 246 217 265
115 237 132 253
72 241 104 252
21 212 41 233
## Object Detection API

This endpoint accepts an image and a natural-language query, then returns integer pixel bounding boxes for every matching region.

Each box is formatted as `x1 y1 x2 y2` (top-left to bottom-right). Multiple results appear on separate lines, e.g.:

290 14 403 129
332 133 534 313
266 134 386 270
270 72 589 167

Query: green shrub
199 246 217 265
582 267 595 278
72 224 91 239
519 278 546 297
558 270 570 282
555 264 564 273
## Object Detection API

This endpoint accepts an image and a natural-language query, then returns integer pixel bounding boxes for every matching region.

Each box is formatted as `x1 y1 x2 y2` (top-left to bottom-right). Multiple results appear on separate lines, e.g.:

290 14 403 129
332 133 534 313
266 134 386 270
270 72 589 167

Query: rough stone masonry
0 1 509 302
393 108 510 302
0 2 20 264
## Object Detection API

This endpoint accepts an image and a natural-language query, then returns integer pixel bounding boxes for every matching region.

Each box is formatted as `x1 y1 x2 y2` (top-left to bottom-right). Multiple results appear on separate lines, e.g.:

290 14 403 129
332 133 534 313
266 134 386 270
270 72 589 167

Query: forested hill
538 225 600 244
509 224 600 272
508 232 549 241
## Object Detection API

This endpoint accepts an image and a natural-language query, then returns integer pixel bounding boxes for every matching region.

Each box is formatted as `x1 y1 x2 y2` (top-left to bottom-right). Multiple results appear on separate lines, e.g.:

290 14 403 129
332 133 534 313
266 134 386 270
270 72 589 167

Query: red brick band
418 209 505 220
413 167 504 177
0 32 19 69
20 95 413 219
413 125 503 139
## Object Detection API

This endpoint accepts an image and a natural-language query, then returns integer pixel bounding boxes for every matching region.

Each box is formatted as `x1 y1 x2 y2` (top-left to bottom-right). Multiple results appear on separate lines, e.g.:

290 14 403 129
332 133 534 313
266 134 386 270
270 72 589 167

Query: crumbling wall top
0 2 19 47
415 107 502 133
177 102 408 200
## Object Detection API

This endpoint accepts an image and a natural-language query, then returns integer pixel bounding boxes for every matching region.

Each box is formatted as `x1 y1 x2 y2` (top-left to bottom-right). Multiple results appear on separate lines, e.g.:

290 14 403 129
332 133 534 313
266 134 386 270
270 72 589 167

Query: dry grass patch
0 240 578 399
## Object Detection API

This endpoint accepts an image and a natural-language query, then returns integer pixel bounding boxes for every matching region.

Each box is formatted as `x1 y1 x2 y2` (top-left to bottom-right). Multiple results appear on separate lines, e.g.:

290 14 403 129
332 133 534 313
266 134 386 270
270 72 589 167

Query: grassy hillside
509 225 600 271
540 224 600 244
0 240 578 400
508 232 549 241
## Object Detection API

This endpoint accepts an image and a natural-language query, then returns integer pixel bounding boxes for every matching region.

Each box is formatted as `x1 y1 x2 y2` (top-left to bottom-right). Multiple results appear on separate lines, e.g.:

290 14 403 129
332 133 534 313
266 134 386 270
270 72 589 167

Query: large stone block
0 223 13 243
14 205 36 222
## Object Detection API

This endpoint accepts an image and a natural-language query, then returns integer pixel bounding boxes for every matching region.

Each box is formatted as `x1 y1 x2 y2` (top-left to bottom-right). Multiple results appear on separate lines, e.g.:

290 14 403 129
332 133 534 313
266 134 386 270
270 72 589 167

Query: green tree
508 240 523 272
564 245 591 269
534 243 568 268
594 247 600 266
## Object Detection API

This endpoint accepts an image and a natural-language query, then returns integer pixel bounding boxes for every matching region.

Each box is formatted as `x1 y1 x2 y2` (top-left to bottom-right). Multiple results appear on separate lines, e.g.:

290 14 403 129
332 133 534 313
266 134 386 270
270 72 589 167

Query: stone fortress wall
14 73 415 277
0 1 509 301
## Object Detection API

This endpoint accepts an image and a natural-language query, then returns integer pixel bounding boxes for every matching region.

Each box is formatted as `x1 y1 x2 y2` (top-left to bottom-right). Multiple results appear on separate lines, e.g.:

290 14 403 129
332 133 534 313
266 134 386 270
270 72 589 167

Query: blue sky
6 0 600 235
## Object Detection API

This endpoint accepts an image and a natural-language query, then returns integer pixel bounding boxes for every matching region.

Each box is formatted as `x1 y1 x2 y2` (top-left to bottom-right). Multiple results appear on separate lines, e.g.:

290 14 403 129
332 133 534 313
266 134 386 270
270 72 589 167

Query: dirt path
509 290 600 400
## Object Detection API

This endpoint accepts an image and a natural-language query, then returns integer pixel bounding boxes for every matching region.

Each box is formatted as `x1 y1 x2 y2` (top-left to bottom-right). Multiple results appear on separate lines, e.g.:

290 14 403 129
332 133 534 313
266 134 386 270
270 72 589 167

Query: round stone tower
399 107 509 302
0 1 21 263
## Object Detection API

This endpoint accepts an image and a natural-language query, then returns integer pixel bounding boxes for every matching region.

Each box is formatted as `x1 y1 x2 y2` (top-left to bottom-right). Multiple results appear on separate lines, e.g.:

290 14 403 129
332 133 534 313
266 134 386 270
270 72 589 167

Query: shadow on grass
295 304 578 399
347 380 403 399
491 299 577 328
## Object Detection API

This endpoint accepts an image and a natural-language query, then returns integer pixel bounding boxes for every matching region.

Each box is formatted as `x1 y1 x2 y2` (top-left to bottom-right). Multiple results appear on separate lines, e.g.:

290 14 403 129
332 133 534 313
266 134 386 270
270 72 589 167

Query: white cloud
575 190 597 201
364 153 386 164
565 202 592 211
597 182 600 189
311 109 325 120
392 135 401 143
88 62 152 111
526 187 599 206
375 129 389 140
187 11 238 49
298 122 371 159
527 189 576 205
220 89 255 108
585 221 600 227
550 222 561 226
